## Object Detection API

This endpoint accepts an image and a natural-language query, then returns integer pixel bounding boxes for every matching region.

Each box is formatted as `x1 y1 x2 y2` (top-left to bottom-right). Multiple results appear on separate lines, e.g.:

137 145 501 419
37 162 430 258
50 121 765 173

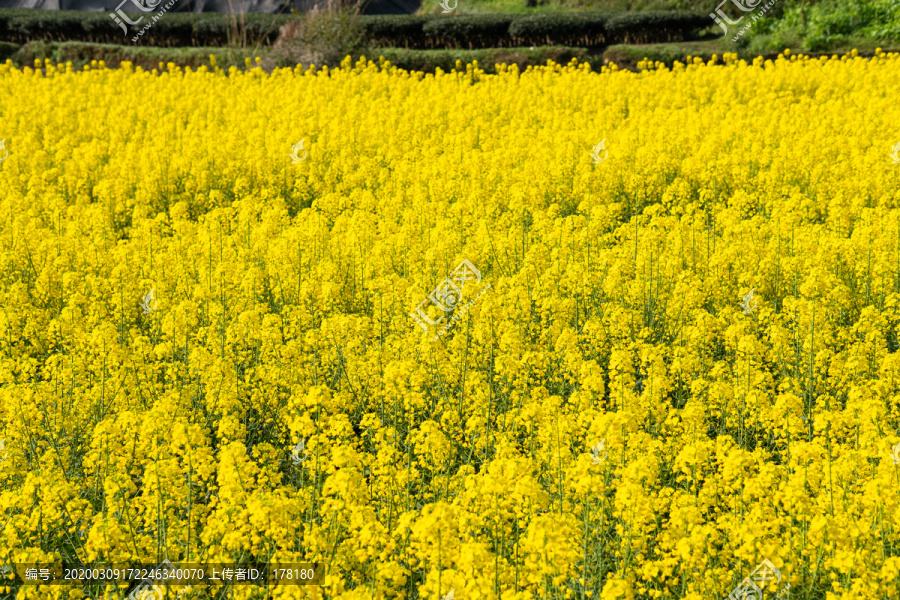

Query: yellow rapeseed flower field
1 50 900 599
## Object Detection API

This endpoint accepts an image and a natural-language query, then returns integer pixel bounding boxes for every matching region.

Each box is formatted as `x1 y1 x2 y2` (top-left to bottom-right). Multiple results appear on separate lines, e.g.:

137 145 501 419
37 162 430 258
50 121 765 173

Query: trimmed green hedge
0 9 289 47
364 10 709 48
508 13 608 47
0 9 711 49
359 15 438 48
606 11 711 44
6 40 595 74
421 15 515 49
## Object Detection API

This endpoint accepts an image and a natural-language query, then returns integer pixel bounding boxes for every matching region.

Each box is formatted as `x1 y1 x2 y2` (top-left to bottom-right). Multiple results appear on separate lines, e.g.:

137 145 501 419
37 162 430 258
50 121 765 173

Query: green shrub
357 15 437 48
605 11 710 44
762 0 900 50
0 40 19 60
0 8 715 49
8 40 247 70
143 14 196 47
0 9 109 44
0 9 290 47
273 10 369 67
422 14 515 48
508 13 609 46
372 45 591 73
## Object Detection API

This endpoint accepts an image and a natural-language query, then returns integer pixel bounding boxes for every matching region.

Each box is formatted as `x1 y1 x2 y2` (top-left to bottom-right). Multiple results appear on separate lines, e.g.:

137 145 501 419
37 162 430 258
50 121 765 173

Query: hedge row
0 9 290 47
361 11 712 48
0 9 712 49
506 13 609 48
607 11 716 44
5 40 597 74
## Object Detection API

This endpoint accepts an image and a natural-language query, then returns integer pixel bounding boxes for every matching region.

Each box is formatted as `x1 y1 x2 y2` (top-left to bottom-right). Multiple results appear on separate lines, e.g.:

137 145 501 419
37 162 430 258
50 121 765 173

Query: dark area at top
0 0 421 15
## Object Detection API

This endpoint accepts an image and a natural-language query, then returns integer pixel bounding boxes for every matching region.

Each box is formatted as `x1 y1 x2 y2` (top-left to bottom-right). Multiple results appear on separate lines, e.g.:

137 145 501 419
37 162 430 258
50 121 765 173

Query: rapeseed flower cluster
0 49 899 599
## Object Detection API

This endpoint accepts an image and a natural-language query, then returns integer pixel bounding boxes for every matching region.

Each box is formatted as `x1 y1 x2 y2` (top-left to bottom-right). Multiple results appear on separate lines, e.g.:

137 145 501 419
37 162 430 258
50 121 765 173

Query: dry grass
270 0 370 67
